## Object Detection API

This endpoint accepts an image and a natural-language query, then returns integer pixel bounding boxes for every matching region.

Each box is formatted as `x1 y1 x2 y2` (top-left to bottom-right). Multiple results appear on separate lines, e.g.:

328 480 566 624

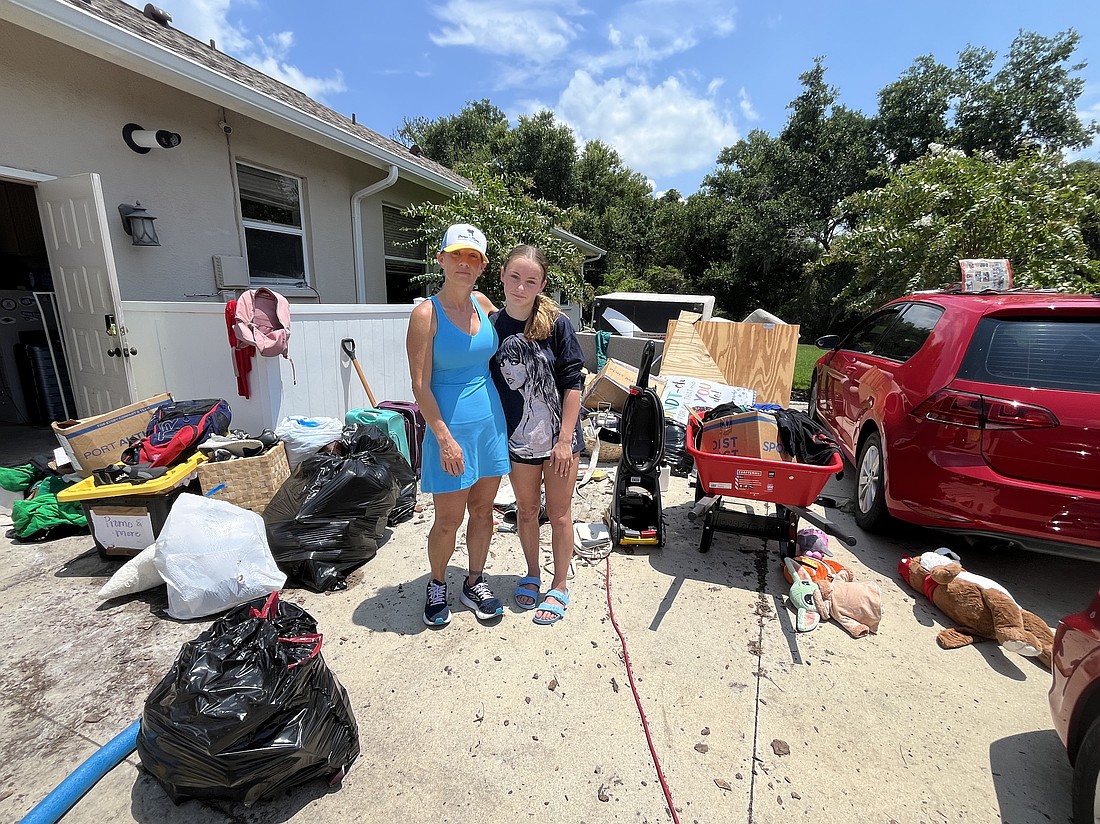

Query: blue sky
153 0 1100 195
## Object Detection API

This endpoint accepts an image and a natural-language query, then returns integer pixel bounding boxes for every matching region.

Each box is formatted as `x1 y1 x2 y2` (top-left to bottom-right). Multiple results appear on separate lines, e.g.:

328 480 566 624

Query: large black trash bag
663 419 693 477
262 423 416 591
137 592 359 806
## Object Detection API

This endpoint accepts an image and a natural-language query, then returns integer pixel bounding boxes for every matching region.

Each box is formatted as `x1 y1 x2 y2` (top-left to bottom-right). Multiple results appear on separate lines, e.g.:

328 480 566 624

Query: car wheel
807 372 820 422
854 431 890 531
1074 714 1100 823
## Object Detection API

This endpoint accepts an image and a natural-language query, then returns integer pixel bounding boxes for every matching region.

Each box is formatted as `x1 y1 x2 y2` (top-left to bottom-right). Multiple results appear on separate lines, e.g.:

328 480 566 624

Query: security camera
123 123 182 153
218 120 233 135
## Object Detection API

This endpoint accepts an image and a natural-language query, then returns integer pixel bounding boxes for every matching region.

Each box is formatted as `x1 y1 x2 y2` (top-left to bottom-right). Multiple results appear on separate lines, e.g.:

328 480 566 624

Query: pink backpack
233 288 295 380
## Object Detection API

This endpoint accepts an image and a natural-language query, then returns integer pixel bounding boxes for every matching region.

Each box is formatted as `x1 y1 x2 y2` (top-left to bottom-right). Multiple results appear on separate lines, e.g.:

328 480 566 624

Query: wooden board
696 320 800 407
657 312 727 381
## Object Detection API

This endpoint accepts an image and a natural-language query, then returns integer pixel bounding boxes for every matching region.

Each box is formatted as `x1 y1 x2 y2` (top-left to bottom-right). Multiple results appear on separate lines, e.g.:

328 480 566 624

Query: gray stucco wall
0 23 441 304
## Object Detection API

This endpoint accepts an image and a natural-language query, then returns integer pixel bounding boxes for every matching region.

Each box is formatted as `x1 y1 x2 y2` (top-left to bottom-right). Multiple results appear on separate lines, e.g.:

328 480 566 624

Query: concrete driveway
1 423 1094 823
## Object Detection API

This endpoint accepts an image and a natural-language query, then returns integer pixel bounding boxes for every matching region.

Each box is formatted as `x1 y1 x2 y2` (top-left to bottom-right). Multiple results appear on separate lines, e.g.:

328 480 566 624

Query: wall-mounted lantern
118 202 161 246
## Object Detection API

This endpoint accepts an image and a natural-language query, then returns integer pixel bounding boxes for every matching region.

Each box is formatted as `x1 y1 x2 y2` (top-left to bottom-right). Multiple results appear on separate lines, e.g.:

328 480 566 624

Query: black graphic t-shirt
490 310 585 460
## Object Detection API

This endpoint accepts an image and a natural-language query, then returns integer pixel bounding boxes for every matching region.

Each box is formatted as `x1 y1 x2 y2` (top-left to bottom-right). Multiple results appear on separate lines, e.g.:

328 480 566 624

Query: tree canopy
395 29 1099 334
819 147 1100 311
401 163 586 306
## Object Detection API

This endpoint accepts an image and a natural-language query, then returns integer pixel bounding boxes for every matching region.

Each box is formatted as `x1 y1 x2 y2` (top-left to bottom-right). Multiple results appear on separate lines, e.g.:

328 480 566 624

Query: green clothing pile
0 463 87 541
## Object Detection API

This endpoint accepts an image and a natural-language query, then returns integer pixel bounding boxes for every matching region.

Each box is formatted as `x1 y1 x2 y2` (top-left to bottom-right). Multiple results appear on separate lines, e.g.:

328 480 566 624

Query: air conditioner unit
212 255 250 289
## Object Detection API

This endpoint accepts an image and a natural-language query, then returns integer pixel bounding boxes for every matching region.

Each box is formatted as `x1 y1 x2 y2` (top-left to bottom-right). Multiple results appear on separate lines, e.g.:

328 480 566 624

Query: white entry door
36 173 135 417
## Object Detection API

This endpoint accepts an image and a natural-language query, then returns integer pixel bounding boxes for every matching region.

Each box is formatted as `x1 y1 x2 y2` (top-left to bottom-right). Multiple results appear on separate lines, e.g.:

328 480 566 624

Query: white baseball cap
440 223 488 262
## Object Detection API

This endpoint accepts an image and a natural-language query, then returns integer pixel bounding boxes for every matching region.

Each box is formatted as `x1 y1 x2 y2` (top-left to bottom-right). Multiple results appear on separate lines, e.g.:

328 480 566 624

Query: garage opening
0 179 75 426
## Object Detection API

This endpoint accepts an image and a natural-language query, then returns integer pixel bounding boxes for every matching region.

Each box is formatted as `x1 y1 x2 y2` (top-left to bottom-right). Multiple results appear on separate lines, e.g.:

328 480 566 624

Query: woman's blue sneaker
423 579 450 626
460 575 503 620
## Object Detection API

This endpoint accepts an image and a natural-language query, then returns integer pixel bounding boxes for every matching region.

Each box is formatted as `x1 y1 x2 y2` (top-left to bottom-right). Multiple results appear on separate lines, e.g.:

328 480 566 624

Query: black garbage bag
262 423 415 591
137 592 359 806
662 419 693 477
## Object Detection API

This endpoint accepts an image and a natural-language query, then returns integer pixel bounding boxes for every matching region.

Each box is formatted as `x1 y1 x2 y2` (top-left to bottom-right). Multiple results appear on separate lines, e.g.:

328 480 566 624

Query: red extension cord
604 554 681 823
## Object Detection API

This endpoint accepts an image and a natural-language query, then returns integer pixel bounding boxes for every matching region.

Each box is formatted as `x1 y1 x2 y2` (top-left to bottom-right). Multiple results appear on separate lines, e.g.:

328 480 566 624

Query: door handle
123 347 138 357
107 347 121 357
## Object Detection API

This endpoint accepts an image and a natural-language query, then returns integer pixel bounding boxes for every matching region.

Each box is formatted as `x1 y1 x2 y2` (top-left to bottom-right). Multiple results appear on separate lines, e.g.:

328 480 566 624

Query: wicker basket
196 441 291 513
583 433 622 464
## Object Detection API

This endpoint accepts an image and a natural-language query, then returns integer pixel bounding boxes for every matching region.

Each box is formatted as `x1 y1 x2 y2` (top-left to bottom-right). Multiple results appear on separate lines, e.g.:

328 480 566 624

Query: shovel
341 338 378 407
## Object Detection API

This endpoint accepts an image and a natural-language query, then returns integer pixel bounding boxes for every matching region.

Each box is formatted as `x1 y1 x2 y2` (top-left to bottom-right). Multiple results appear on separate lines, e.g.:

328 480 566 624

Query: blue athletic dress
420 295 510 494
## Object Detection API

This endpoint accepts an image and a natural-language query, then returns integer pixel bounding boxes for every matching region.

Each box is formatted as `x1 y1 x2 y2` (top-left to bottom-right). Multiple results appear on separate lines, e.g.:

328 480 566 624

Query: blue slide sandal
533 589 570 625
514 576 541 610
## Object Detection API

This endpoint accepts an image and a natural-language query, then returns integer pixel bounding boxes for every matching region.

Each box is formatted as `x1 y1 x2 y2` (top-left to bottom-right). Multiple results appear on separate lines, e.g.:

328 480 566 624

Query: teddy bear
785 558 883 638
897 550 1054 668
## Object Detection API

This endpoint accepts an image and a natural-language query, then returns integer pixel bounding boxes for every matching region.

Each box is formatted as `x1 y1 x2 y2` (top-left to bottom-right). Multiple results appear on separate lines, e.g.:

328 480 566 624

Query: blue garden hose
19 719 141 824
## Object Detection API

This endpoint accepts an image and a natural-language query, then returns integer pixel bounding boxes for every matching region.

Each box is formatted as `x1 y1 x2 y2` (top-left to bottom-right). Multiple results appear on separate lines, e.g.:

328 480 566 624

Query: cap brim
442 243 488 262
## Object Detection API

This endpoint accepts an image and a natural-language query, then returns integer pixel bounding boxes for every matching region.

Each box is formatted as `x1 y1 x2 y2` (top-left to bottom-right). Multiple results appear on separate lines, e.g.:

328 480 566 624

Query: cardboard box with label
582 358 666 413
698 411 792 461
51 393 172 474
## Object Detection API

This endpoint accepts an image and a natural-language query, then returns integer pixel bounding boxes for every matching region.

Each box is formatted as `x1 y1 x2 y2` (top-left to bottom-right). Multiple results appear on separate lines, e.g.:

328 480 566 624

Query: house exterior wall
0 23 441 304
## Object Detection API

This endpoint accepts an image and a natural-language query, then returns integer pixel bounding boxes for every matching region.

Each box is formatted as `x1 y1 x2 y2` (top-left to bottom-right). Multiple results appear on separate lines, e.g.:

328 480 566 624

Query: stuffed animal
782 554 853 586
897 551 1054 668
795 527 832 558
784 558 883 638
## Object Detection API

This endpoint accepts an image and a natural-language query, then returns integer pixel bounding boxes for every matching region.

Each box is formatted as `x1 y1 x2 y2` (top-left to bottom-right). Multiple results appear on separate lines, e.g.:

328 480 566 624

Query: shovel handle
341 338 378 407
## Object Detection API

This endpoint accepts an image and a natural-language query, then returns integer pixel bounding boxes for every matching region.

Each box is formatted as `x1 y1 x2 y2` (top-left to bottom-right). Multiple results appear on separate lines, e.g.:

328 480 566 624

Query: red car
1050 589 1100 820
809 291 1100 559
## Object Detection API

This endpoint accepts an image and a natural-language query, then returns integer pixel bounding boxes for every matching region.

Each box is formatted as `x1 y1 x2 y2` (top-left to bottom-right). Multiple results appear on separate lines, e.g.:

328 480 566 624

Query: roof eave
4 0 466 195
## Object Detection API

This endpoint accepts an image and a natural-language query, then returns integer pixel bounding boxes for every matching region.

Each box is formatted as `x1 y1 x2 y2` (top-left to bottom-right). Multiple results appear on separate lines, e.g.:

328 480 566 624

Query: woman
406 223 511 627
489 245 585 625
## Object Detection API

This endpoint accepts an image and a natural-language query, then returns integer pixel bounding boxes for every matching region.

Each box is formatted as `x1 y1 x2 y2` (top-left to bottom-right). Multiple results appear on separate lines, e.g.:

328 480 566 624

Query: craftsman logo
734 469 762 477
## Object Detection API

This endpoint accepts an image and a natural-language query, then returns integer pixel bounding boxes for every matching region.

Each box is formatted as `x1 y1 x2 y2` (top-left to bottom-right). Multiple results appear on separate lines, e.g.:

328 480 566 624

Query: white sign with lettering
660 375 757 425
90 506 155 550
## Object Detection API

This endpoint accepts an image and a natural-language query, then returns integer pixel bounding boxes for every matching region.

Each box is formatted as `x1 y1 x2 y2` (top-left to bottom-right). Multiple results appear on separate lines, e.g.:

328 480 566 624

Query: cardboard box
582 358 666 413
697 411 791 461
51 393 172 474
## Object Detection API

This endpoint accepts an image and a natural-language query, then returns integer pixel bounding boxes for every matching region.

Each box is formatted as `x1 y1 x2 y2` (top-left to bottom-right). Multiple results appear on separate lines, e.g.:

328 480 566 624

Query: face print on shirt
495 333 562 458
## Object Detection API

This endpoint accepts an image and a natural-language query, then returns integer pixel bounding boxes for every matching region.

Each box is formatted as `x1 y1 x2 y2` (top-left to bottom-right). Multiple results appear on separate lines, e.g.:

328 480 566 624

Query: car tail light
912 389 1058 430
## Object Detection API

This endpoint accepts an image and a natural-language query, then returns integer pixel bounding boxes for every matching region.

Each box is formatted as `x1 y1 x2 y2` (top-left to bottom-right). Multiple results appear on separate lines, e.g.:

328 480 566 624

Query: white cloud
428 0 584 61
582 0 736 75
739 87 759 121
554 70 739 177
244 32 346 99
150 0 345 100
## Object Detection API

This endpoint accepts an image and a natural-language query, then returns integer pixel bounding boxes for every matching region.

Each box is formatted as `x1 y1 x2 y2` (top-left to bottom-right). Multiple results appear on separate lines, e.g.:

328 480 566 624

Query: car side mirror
815 334 840 350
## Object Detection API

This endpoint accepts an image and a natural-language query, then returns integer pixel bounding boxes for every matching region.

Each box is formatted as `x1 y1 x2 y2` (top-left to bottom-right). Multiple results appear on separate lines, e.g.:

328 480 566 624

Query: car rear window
958 317 1100 392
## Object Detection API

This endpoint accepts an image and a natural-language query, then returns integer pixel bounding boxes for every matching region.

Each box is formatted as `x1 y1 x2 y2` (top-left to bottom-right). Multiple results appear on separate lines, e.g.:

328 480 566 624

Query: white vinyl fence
122 301 415 435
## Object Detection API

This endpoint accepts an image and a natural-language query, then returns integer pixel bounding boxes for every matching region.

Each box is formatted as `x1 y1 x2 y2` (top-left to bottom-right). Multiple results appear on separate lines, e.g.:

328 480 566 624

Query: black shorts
509 451 580 466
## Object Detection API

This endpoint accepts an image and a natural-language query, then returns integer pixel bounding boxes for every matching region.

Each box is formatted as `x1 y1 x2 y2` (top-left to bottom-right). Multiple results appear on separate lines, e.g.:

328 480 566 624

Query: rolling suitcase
345 407 410 467
378 400 425 477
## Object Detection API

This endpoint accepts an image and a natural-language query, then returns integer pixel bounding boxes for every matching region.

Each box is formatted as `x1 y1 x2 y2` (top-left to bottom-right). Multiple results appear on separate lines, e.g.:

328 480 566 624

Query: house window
237 163 308 285
383 205 426 303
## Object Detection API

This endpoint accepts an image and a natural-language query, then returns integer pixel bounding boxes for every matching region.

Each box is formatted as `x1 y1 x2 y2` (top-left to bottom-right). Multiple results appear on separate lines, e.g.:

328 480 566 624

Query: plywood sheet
657 312 726 381
696 320 800 407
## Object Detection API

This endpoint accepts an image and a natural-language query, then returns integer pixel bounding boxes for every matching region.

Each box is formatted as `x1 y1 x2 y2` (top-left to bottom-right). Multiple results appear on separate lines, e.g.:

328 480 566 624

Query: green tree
567 139 655 290
876 55 955 166
396 99 509 168
499 110 579 206
402 163 585 306
1069 159 1100 260
698 60 883 324
819 147 1100 311
877 30 1097 163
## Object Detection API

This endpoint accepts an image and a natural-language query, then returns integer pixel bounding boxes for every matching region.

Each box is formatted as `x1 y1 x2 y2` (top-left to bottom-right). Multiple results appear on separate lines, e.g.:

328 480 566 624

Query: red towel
225 299 254 399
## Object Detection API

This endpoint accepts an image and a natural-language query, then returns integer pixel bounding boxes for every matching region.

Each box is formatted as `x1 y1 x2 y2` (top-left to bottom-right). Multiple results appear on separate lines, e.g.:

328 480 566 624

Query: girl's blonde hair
503 244 560 341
